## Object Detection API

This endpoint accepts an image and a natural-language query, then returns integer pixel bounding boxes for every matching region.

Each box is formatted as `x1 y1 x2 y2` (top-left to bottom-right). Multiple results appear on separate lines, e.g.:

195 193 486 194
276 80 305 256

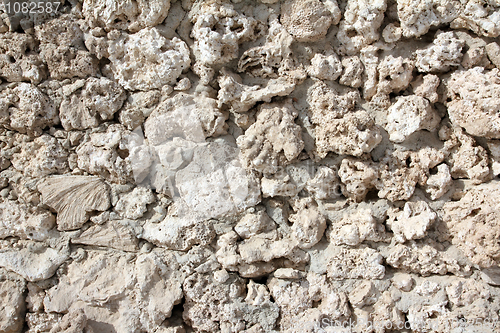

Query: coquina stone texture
0 1 499 332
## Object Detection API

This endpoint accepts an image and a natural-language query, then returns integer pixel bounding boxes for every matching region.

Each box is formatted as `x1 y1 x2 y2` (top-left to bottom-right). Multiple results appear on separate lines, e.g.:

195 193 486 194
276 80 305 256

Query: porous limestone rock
326 246 385 279
268 272 350 331
289 203 326 249
190 1 263 66
174 139 261 219
237 234 299 266
396 0 461 38
450 1 500 37
115 187 155 219
446 67 500 139
385 95 440 143
0 240 69 282
11 134 68 177
338 0 387 53
339 148 446 202
234 210 276 239
424 163 453 200
261 173 299 198
76 125 134 184
183 272 279 332
415 31 464 73
118 90 160 131
49 308 94 333
0 269 25 333
38 176 111 231
82 0 171 32
375 149 436 202
307 80 382 157
217 68 301 114
107 28 190 90
142 215 215 251
412 74 440 103
0 33 45 84
372 55 414 107
488 140 500 176
461 46 487 69
327 208 385 246
339 56 364 88
378 55 414 93
387 201 437 243
26 313 62 333
44 249 184 333
338 157 378 202
1 2 500 332
382 23 402 43
486 42 500 68
359 45 380 100
443 181 500 268
305 166 341 200
307 51 343 81
280 0 339 42
59 77 126 131
0 200 55 241
0 168 42 206
441 126 491 184
384 242 472 276
36 15 99 80
0 83 58 136
215 224 309 278
236 100 304 174
144 93 227 145
238 15 295 79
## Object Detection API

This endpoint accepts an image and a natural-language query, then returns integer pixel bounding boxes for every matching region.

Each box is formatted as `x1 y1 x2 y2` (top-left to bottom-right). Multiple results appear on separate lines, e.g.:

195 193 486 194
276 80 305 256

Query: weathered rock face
1 1 500 332
280 0 338 43
82 0 171 33
307 80 382 157
0 83 58 136
385 95 440 143
0 269 25 333
106 28 190 91
189 1 263 66
36 15 99 80
447 67 500 139
0 33 45 84
59 77 126 131
443 181 500 268
236 100 304 174
43 249 184 333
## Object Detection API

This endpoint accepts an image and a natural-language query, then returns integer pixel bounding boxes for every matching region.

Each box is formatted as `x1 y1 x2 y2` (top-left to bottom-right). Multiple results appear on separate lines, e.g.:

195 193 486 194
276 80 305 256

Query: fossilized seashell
72 221 139 252
38 176 111 231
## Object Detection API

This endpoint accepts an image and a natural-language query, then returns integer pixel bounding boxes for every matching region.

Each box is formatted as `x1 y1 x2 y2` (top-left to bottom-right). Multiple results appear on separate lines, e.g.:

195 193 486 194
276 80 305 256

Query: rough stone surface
0 269 25 333
307 80 381 157
338 0 387 53
0 33 45 84
447 67 500 139
416 31 464 73
0 83 58 136
280 0 338 43
0 1 499 332
106 28 190 91
236 100 304 174
443 182 500 268
59 77 126 131
385 95 440 143
82 0 171 33
36 15 99 80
